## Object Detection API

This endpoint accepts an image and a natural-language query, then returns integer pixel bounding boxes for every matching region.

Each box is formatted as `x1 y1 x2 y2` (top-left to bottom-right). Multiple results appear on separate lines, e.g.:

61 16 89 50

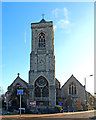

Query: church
6 18 88 111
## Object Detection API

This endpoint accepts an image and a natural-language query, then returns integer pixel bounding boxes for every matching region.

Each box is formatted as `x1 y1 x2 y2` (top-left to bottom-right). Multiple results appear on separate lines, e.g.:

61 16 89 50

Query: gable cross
17 73 20 77
42 13 45 19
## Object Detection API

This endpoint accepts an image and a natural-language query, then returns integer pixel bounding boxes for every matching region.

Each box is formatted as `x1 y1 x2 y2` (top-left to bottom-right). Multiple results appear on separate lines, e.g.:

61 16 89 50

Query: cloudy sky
2 2 94 94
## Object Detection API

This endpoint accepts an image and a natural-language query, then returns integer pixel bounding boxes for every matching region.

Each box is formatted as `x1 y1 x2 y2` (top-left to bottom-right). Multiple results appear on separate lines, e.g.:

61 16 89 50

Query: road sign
17 89 23 95
5 92 9 97
58 101 63 107
17 89 23 116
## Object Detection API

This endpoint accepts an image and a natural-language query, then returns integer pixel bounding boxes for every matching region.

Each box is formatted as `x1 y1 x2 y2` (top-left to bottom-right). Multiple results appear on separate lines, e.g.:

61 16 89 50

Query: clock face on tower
38 59 45 66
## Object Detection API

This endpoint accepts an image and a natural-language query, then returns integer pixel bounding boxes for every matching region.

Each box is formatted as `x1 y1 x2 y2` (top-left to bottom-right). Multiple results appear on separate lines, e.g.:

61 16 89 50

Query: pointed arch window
34 76 49 97
38 32 45 48
69 83 76 95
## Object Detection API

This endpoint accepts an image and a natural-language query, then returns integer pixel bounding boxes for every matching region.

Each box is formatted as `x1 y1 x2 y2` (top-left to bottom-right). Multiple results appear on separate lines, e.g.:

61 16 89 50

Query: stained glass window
34 76 49 97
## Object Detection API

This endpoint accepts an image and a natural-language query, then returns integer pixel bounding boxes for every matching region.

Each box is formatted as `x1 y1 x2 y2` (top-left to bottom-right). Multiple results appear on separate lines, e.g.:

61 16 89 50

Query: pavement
1 110 96 120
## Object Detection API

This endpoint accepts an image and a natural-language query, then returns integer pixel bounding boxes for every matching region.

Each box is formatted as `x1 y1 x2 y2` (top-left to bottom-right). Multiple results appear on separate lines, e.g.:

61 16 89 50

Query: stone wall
29 20 56 107
61 75 86 105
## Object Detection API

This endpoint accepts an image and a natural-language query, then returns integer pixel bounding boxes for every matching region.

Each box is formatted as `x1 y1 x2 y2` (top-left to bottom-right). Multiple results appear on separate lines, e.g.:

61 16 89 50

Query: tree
9 85 29 108
0 87 5 108
64 96 73 107
87 95 95 110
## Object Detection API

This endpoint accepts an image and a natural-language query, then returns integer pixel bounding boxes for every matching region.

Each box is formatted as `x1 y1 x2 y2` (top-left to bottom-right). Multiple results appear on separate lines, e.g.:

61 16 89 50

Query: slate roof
8 76 28 88
55 78 60 83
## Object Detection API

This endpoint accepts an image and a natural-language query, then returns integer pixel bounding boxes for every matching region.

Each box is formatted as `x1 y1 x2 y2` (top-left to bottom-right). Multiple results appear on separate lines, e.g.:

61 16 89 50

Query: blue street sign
58 101 63 107
17 89 23 95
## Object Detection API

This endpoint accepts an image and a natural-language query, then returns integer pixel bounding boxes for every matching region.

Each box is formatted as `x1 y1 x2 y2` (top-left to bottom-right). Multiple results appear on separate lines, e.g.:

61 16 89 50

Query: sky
1 2 94 94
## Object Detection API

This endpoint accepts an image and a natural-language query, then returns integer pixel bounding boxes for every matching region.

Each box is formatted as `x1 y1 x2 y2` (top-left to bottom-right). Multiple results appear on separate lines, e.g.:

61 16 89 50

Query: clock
38 59 45 66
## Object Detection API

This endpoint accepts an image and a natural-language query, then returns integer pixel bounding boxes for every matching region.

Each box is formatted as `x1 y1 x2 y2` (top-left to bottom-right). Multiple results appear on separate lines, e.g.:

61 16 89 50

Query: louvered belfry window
38 32 45 48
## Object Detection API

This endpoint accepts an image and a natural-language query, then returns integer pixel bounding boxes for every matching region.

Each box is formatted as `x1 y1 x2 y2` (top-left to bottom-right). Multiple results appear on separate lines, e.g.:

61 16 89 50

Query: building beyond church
7 19 88 110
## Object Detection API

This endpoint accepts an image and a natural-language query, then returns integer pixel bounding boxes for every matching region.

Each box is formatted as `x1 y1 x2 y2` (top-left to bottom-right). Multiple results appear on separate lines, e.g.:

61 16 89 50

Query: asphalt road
1 110 96 120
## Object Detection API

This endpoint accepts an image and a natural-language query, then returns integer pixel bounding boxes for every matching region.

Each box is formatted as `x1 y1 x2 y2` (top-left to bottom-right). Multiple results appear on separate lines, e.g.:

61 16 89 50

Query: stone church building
6 19 87 110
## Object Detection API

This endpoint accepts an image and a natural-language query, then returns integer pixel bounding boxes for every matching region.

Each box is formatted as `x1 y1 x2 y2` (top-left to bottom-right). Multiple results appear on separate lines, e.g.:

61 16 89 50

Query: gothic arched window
69 83 76 95
34 86 41 97
38 32 45 48
34 76 49 97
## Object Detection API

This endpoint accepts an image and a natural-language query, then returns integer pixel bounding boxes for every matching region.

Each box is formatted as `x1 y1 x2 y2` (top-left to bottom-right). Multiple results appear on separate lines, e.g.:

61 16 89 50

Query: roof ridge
8 76 28 88
61 74 84 88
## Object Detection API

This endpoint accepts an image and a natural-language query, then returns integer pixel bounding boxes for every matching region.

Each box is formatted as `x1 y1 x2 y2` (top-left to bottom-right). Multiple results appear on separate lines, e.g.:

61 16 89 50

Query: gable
8 76 28 90
61 75 84 89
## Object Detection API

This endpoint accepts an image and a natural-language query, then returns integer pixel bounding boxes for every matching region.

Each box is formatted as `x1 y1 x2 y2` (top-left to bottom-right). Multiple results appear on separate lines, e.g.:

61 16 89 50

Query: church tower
29 18 56 108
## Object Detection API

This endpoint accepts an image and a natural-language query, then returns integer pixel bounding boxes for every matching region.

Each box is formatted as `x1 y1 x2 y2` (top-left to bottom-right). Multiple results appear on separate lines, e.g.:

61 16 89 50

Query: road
1 110 96 120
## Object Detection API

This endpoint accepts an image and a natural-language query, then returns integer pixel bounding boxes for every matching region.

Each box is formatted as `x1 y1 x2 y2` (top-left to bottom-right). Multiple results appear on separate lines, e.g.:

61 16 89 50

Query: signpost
5 92 9 98
17 89 23 116
5 92 9 111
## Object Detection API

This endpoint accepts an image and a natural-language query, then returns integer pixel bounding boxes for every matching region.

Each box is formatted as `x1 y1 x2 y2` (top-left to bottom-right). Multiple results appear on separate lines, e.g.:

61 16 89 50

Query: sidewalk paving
1 110 96 120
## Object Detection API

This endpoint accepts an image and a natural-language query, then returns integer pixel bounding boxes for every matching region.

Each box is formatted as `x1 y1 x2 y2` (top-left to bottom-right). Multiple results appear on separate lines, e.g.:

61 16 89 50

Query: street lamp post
84 75 93 91
84 77 86 90
84 74 93 110
20 93 21 115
